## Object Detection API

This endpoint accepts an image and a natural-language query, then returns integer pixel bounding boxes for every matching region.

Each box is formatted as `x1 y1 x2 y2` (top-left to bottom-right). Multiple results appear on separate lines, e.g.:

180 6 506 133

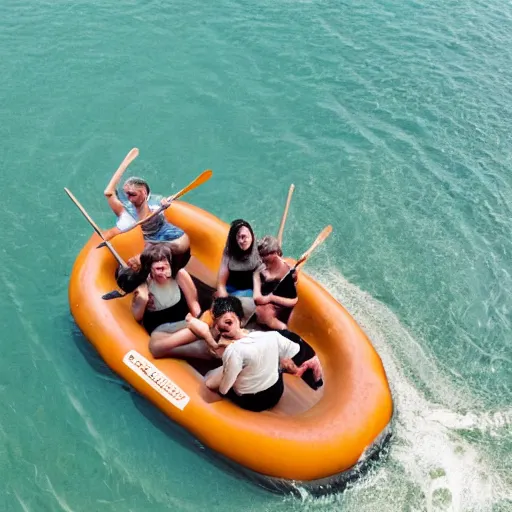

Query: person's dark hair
124 176 150 196
225 219 255 259
139 243 173 278
211 296 244 321
116 267 146 293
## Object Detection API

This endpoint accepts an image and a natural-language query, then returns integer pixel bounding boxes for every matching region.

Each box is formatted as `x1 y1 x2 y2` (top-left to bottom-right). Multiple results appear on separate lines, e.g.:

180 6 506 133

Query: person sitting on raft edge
103 171 191 275
204 296 323 412
253 235 298 330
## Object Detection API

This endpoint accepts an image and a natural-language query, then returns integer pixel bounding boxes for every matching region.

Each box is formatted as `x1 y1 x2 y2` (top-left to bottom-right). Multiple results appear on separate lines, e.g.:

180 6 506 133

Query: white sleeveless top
147 279 181 312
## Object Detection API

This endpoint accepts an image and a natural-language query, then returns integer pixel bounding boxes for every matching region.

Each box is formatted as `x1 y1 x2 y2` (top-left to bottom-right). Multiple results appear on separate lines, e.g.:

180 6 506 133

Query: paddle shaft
64 188 127 268
277 184 295 246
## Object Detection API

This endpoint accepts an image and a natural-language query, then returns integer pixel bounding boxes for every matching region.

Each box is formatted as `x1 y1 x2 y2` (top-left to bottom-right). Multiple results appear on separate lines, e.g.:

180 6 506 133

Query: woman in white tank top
131 244 206 358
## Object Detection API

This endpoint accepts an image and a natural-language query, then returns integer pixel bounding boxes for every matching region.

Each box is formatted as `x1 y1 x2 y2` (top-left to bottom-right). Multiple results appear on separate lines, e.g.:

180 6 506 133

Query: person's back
221 331 296 396
205 297 307 412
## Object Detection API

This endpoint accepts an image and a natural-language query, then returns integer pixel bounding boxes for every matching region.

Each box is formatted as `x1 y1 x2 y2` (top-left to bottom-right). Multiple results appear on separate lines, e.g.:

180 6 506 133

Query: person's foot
186 314 211 339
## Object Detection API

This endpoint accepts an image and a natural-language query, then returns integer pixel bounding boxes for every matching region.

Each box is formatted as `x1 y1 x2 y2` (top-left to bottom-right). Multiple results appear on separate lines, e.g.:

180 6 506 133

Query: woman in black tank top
253 236 298 330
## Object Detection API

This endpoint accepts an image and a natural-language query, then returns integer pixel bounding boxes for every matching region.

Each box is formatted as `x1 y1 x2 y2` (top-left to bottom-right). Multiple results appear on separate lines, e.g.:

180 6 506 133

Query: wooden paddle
244 224 333 326
64 187 127 269
102 169 213 242
277 184 295 247
103 147 140 197
294 225 332 270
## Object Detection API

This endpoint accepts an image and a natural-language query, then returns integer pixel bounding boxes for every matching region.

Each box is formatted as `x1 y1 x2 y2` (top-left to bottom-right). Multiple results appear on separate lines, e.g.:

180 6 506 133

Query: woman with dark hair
253 235 298 330
216 219 261 298
131 244 205 357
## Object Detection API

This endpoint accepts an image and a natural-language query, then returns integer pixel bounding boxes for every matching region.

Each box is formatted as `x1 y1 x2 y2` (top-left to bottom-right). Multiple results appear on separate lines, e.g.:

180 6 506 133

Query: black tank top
260 271 297 299
226 269 255 291
142 287 190 334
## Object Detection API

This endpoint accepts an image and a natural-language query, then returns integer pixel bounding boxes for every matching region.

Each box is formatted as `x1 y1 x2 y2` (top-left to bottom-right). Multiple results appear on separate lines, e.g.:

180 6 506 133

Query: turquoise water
1 0 511 510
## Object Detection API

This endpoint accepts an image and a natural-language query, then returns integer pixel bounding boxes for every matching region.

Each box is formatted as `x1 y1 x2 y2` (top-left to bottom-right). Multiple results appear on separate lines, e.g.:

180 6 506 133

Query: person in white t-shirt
204 296 318 412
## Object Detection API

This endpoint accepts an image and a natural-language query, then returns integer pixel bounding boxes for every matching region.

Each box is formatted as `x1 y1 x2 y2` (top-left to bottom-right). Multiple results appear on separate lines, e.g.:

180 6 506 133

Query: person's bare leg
256 304 287 330
149 328 198 358
167 339 216 360
169 234 190 255
186 314 214 341
264 315 287 330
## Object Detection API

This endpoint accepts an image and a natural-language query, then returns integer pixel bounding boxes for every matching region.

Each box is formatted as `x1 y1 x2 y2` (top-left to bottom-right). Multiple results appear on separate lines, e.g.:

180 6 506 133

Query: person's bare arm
131 284 149 322
268 294 298 308
253 265 270 305
104 194 125 217
216 256 230 297
280 358 301 375
104 173 126 217
104 150 138 216
176 269 201 318
102 226 122 242
218 348 243 395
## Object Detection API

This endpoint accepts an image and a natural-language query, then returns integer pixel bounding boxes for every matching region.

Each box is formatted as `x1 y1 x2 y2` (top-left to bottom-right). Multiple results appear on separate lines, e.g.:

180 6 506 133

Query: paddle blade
170 169 213 200
123 148 139 166
296 225 333 269
102 290 126 300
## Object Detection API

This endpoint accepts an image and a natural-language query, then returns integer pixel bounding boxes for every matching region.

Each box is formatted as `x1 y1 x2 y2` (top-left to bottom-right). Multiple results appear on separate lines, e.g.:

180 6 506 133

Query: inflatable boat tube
68 201 393 493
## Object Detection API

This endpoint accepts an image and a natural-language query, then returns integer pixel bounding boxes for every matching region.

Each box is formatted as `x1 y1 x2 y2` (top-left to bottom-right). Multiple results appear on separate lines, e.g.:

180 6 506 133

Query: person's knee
149 334 167 358
256 304 273 324
149 342 162 358
171 233 190 254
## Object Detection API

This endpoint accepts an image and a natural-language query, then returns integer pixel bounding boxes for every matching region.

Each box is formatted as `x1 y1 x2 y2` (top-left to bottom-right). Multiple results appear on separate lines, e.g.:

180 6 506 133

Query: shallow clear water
1 0 511 510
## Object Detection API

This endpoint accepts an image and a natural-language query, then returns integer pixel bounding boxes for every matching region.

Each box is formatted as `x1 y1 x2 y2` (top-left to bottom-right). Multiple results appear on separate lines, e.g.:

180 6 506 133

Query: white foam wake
294 266 511 512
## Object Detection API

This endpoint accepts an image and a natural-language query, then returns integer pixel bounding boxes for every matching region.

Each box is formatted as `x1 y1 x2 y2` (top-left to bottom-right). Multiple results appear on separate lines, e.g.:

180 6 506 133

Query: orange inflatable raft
69 201 393 494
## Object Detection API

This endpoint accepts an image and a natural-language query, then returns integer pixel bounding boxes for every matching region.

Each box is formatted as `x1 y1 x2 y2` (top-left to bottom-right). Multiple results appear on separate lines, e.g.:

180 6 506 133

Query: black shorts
277 329 323 390
223 374 284 412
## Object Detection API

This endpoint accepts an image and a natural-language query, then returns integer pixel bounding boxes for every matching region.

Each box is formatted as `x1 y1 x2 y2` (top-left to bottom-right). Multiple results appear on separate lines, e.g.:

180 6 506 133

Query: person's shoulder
246 330 280 346
235 332 265 349
252 256 262 270
274 330 294 344
222 342 239 361
176 268 190 279
246 330 267 341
